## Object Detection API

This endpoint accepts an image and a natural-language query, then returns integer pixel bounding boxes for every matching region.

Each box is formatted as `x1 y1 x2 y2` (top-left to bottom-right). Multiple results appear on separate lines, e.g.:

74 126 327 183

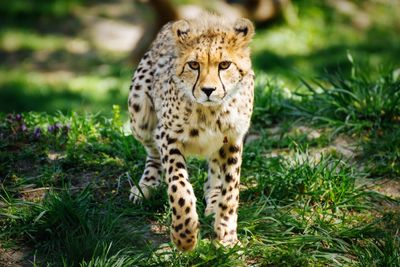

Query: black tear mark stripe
218 69 226 95
192 67 200 97
179 65 185 76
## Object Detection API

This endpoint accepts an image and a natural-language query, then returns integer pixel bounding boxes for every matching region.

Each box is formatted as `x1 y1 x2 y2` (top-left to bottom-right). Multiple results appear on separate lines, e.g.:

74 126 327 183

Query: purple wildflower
33 127 41 139
48 125 55 133
20 123 27 132
15 114 22 121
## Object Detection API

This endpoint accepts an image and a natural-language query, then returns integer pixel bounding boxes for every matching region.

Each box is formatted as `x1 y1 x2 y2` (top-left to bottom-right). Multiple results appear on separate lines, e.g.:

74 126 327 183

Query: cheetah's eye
188 61 200 70
219 61 231 70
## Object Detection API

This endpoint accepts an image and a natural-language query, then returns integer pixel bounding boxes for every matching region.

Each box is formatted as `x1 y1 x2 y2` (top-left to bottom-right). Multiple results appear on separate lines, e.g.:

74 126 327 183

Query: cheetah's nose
201 87 216 97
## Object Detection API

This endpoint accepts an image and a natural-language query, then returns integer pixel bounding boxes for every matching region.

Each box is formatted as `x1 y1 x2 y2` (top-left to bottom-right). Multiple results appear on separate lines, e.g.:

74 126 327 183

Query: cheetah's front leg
214 142 243 246
156 127 199 251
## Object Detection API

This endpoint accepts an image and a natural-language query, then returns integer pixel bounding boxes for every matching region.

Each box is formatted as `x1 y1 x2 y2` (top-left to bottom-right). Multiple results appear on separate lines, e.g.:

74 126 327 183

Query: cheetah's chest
180 126 225 158
177 106 245 158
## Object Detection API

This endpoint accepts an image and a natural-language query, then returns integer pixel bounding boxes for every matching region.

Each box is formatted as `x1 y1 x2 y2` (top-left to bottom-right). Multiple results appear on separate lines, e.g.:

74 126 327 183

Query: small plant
78 244 142 267
252 74 289 128
289 60 400 133
0 187 146 265
360 126 400 178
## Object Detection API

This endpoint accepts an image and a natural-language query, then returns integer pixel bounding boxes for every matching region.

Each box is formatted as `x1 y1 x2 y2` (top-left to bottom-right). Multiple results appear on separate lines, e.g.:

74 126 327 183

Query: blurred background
1 0 399 116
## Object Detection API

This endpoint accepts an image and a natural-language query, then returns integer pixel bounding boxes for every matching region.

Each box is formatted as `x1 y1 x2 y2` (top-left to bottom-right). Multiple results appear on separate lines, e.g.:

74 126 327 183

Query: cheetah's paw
204 205 217 217
215 238 242 249
129 184 151 203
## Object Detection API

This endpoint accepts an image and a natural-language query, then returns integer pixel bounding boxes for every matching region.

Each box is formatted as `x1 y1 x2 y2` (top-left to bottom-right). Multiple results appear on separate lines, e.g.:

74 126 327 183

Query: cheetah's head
172 15 254 106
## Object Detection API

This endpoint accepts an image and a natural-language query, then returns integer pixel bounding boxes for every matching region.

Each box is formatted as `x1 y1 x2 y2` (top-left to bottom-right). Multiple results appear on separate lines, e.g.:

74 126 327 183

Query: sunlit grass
0 28 70 52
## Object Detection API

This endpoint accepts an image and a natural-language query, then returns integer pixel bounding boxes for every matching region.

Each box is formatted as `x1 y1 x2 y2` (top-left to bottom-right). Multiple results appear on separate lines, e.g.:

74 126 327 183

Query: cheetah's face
172 18 254 106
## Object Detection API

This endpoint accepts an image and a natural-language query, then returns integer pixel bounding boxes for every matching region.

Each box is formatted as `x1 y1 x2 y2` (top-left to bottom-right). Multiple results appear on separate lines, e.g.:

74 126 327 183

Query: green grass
1 109 399 266
1 187 148 265
360 125 400 178
288 60 400 134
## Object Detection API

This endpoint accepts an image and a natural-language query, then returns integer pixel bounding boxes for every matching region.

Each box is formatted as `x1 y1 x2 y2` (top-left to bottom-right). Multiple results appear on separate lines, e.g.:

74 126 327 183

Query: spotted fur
128 14 254 251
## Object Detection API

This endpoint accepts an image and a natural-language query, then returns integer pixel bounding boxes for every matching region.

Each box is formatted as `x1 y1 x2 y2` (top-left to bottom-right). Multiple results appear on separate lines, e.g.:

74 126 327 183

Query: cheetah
128 14 254 251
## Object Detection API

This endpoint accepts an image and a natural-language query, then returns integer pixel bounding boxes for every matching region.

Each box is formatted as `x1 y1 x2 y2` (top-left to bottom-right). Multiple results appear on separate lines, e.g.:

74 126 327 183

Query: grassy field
1 0 400 266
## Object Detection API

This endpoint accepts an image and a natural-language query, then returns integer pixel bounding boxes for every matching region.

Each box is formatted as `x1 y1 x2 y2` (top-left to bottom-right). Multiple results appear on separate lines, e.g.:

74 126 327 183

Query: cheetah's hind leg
129 145 163 203
128 71 160 203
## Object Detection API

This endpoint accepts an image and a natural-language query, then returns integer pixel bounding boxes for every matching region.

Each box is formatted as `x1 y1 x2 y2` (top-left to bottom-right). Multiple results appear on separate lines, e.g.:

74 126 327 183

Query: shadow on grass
0 47 128 74
0 44 131 115
0 80 126 115
253 28 400 80
0 82 81 113
0 82 126 113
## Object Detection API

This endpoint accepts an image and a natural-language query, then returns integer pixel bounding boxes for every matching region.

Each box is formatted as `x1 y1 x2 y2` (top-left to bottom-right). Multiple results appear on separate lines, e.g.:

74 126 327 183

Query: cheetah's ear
233 18 254 47
172 20 192 45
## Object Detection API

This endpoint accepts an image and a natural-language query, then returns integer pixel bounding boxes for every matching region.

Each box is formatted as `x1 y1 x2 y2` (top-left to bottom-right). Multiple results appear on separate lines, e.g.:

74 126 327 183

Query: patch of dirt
294 125 322 140
145 220 169 247
19 186 49 202
261 124 358 162
331 135 357 158
0 246 33 267
67 170 99 189
357 178 400 199
306 134 358 162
